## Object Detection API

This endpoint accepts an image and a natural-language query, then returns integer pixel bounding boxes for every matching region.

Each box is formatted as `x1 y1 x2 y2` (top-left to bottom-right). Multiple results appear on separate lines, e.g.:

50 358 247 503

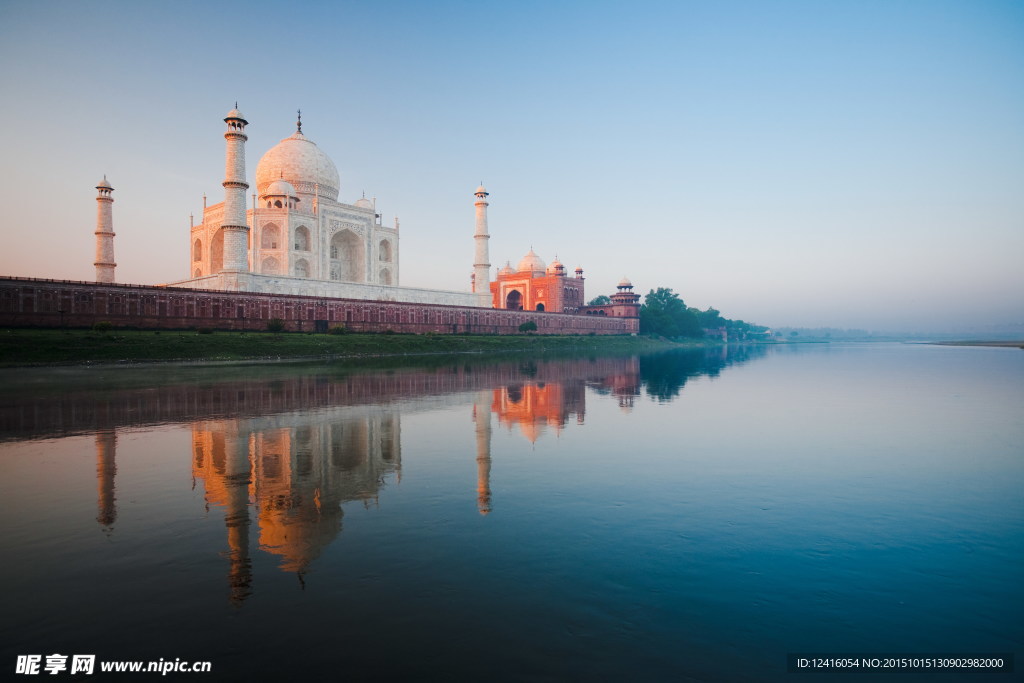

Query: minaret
473 184 491 295
220 105 250 273
94 177 116 282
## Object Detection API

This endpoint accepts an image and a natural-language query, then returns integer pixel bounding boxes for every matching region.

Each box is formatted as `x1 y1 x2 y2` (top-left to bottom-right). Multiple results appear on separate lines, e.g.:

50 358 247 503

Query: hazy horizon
1 0 1021 334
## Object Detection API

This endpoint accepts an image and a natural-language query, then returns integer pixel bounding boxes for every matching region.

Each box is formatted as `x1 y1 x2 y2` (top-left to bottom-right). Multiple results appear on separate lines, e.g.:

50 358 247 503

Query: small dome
498 261 514 277
617 277 633 288
517 249 546 275
475 184 488 195
546 257 564 275
95 176 112 190
263 178 296 198
354 197 373 209
225 107 247 122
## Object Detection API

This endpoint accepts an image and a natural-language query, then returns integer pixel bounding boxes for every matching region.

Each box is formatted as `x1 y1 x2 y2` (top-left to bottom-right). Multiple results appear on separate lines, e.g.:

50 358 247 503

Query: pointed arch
379 239 392 262
294 225 311 251
379 268 392 285
211 228 225 273
261 256 280 275
294 258 310 278
505 290 523 310
261 222 280 250
193 238 202 262
329 229 365 282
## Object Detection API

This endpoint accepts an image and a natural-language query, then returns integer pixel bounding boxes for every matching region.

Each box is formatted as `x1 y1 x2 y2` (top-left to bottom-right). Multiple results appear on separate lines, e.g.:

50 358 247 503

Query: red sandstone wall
0 277 638 335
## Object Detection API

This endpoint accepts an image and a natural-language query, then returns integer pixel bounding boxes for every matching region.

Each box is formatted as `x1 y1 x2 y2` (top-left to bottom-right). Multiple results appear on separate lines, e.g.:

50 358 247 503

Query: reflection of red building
490 382 586 443
490 250 586 313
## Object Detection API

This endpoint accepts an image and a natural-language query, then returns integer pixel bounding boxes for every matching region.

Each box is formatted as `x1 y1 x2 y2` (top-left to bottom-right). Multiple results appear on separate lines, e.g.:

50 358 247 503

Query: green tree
588 295 611 306
518 320 537 333
640 288 702 338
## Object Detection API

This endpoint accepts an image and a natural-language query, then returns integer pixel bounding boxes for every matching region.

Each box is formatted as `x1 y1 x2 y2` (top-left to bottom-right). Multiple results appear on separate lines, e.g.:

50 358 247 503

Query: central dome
255 131 340 202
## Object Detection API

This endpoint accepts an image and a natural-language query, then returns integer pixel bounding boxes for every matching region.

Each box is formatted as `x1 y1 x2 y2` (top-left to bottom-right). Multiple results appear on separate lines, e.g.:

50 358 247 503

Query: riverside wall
0 277 639 335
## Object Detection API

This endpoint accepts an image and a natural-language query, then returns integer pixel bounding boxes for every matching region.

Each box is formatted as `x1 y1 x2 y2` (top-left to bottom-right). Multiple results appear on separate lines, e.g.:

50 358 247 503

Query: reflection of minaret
473 393 492 515
95 429 117 529
220 430 253 606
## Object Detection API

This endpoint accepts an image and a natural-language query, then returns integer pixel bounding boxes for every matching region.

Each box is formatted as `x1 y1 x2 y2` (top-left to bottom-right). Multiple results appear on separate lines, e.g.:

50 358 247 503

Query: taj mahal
0 105 641 334
149 105 637 316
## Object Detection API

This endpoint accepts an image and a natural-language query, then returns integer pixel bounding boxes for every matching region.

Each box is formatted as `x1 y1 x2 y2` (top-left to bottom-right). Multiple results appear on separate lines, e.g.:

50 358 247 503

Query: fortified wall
0 277 639 335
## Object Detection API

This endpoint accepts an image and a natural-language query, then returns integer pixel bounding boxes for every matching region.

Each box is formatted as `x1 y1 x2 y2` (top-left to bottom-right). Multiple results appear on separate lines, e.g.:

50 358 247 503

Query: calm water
0 344 1021 681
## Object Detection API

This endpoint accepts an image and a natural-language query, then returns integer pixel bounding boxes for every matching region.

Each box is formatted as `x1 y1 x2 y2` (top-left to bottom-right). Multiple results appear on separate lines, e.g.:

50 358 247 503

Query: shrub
518 320 538 333
92 321 113 332
266 318 286 333
328 325 347 335
382 329 396 335
197 327 214 335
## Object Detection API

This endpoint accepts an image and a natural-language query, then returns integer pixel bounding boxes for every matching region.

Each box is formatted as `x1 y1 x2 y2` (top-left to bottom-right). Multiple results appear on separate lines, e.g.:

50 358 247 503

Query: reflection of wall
191 405 401 602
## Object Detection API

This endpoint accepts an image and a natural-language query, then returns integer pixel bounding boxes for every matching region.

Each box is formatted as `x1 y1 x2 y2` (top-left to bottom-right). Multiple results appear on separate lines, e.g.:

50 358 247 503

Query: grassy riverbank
0 328 696 367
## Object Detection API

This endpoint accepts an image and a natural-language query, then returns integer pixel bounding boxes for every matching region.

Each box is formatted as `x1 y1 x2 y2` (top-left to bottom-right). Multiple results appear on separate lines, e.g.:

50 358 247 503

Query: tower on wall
220 106 250 273
94 177 116 283
473 184 490 293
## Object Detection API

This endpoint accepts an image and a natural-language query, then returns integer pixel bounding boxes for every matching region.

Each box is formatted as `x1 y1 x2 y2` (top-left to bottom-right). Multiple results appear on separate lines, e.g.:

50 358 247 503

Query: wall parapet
0 277 638 336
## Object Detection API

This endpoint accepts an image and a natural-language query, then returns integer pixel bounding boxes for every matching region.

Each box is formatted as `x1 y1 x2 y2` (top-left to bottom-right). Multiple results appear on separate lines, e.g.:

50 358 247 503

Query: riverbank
932 340 1024 348
0 328 699 367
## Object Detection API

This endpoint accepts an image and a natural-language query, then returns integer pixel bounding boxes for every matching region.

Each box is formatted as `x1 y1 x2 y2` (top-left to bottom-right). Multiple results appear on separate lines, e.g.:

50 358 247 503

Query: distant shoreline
932 340 1024 348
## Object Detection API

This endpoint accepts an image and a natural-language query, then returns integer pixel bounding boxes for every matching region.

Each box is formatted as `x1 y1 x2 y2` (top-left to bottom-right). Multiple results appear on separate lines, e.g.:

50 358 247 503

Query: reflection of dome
255 131 340 201
517 249 546 275
263 178 296 198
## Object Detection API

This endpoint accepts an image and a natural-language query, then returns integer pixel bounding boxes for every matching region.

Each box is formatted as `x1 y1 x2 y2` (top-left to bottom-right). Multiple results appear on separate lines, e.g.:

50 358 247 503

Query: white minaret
220 105 250 273
94 176 116 283
473 184 490 294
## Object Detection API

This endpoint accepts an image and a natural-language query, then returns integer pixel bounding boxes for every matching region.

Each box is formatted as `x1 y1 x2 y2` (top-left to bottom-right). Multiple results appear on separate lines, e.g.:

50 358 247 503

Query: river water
0 343 1020 681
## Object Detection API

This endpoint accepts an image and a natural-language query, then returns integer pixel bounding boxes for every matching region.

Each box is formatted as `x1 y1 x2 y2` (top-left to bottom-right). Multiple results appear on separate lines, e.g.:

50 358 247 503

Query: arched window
380 268 392 285
211 228 225 273
536 303 545 312
193 268 202 278
261 223 280 250
294 259 310 278
261 256 280 275
294 225 311 251
379 239 392 262
274 200 282 208
193 239 202 262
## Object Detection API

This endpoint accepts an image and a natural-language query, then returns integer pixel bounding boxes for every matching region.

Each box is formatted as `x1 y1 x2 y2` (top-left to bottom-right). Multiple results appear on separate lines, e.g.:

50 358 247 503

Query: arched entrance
329 229 365 282
535 303 545 312
505 290 523 310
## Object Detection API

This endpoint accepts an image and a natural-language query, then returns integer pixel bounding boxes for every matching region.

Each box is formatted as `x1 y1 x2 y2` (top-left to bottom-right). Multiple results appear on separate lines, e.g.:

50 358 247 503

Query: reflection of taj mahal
80 356 644 604
190 406 401 603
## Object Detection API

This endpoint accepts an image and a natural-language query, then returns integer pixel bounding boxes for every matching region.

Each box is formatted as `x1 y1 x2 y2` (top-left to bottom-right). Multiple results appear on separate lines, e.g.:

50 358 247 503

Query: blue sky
1 0 1021 332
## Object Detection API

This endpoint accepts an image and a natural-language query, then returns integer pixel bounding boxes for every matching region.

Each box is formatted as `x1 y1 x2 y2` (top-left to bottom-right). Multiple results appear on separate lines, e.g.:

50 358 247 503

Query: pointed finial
296 109 302 133
235 101 238 109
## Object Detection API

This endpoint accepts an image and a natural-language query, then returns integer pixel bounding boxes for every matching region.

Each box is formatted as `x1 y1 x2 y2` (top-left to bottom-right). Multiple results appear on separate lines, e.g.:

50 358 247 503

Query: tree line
592 287 768 340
